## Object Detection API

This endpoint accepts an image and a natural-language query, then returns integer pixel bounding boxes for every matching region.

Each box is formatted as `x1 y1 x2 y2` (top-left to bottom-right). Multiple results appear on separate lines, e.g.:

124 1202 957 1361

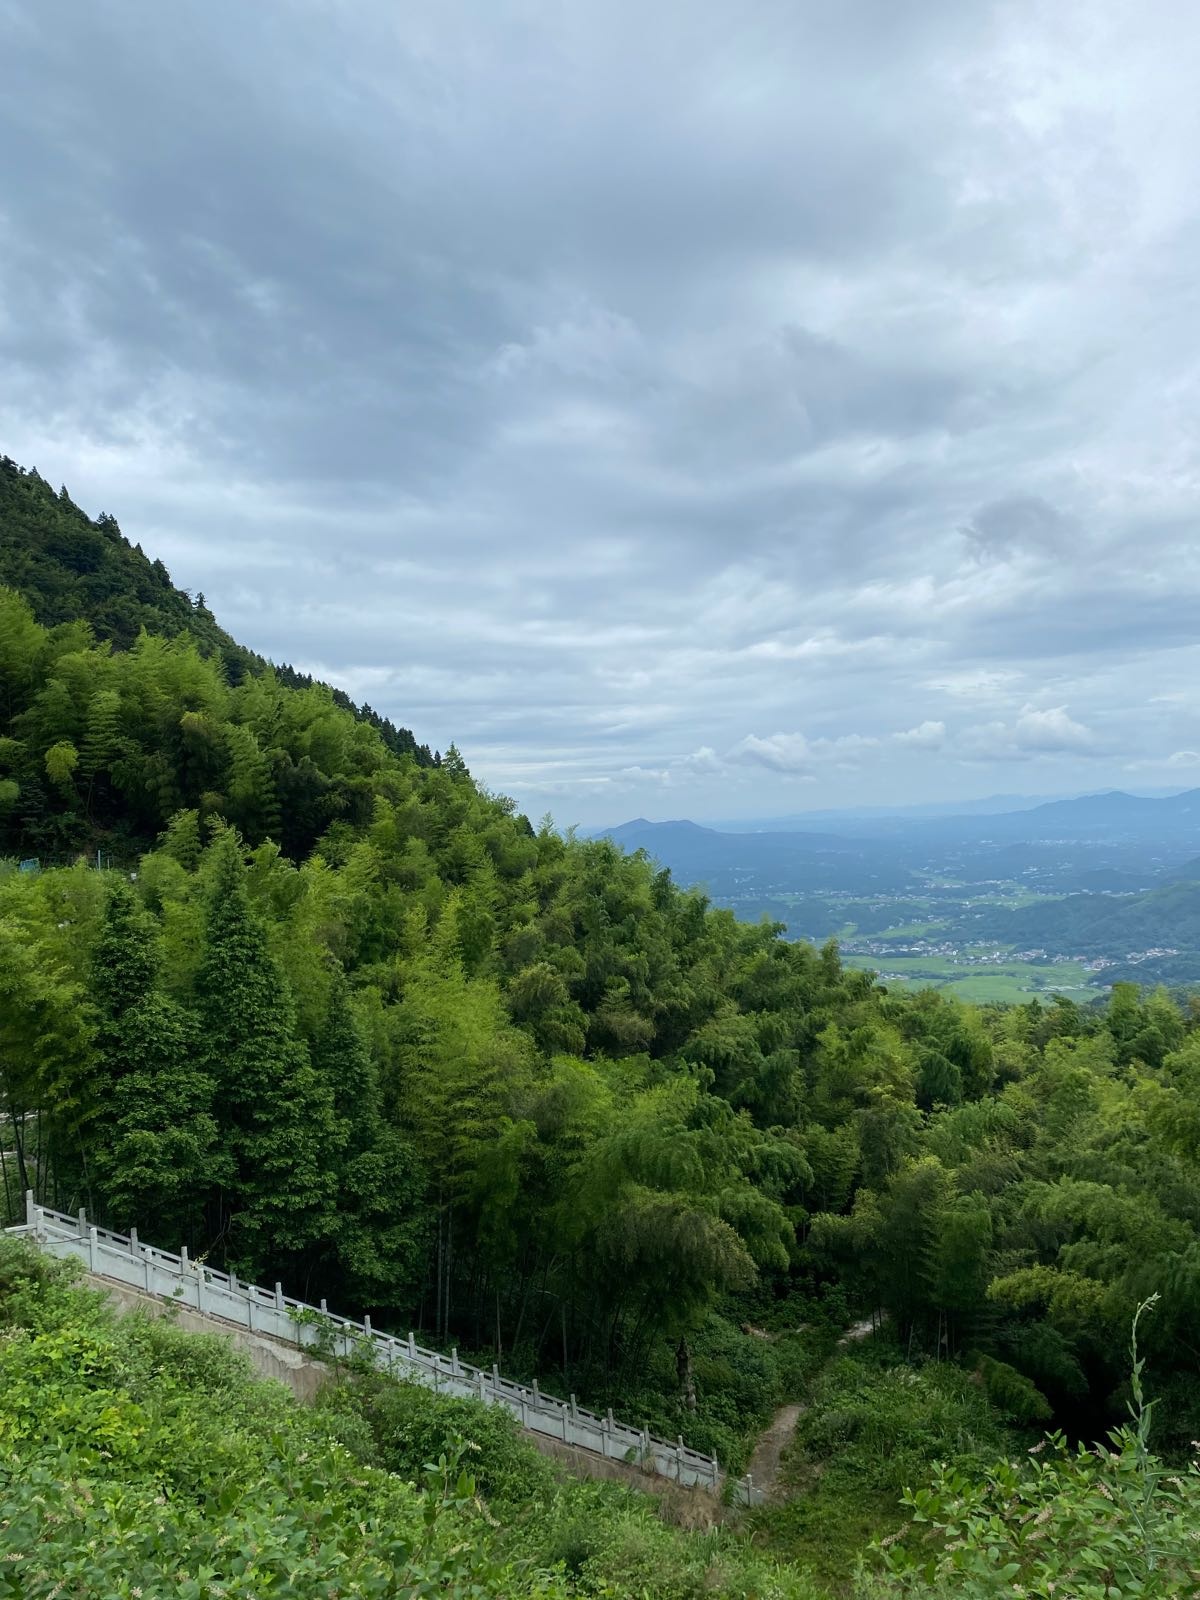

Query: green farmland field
841 951 1099 1005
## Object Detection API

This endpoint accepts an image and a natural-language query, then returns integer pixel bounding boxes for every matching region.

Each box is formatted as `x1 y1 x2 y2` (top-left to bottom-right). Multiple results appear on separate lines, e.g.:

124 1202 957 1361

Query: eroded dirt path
837 1316 876 1347
744 1401 806 1499
743 1318 880 1499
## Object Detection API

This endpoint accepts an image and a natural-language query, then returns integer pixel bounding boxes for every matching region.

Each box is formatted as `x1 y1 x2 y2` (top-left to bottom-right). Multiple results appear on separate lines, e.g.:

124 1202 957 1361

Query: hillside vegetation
3 462 1200 1591
978 879 1200 958
0 458 433 778
3 1240 1198 1599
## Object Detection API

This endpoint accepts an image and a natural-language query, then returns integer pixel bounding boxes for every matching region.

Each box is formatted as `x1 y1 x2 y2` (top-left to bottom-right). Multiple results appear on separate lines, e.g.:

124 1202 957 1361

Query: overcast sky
4 2 1200 825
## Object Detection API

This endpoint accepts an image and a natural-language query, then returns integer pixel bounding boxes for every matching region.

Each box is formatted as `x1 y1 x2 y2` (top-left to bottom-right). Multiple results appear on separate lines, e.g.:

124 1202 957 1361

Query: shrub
873 1298 1200 1599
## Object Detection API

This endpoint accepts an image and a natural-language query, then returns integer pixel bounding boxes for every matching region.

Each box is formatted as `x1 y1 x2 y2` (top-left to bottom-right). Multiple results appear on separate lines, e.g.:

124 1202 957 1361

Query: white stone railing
7 1194 762 1504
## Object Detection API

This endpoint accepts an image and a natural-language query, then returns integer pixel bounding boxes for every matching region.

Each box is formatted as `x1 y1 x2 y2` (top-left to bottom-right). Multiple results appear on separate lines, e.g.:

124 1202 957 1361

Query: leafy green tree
311 969 431 1311
881 1300 1200 1599
195 830 341 1276
88 883 219 1240
0 922 85 1213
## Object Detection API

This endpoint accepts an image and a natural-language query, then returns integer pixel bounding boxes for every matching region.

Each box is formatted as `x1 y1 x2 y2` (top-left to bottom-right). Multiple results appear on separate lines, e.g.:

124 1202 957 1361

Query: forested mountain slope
3 461 1200 1587
978 879 1200 956
0 457 433 774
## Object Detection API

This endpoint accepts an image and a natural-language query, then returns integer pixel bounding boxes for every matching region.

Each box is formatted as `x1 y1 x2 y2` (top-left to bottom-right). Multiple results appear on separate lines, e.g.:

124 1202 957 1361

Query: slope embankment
91 1273 722 1502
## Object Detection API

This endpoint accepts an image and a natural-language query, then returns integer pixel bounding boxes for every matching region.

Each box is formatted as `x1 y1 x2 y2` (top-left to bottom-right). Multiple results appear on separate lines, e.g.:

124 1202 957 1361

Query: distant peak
604 816 719 838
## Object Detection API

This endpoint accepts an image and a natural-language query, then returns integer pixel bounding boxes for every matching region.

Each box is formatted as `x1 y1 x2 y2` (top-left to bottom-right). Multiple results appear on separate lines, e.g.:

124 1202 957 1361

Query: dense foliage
4 1242 1196 1599
0 1241 822 1599
3 463 1200 1587
871 1298 1200 1599
0 1240 559 1599
4 543 1200 1464
0 459 432 800
756 1341 1013 1589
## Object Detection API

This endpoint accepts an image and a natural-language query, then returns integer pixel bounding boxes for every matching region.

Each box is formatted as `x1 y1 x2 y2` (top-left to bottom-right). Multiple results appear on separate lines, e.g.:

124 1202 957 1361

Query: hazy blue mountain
710 793 1067 833
1163 854 1200 883
603 817 856 852
599 790 1200 965
929 788 1200 844
594 817 914 894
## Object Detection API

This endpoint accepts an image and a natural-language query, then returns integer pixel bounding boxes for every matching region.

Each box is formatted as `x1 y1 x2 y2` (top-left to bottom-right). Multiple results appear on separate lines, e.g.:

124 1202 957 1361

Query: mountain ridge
0 456 434 766
601 785 1200 852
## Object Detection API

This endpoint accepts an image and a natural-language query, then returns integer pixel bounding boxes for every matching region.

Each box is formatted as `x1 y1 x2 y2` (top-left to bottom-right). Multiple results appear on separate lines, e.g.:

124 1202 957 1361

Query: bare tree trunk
438 1203 448 1337
676 1336 697 1412
0 1127 12 1222
444 1204 454 1341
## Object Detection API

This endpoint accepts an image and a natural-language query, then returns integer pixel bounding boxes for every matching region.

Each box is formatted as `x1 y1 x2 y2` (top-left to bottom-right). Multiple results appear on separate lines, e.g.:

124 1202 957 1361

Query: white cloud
1123 748 1200 774
734 733 817 774
923 670 1022 703
3 1 1200 823
731 729 884 774
893 719 946 749
1013 705 1096 753
962 704 1097 761
618 764 673 785
676 745 724 774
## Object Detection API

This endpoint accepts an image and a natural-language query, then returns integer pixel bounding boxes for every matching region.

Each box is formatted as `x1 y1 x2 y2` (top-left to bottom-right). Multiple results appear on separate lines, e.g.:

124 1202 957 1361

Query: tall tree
0 918 89 1215
312 968 431 1312
195 830 341 1277
88 883 218 1240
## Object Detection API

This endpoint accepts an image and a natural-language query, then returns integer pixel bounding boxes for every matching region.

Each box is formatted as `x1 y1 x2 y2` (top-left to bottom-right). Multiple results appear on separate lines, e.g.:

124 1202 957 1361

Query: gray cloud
3 1 1200 821
962 496 1076 560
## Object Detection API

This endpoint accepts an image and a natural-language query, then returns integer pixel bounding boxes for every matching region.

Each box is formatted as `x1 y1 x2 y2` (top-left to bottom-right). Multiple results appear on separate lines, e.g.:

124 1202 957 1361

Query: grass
966 888 1065 910
862 920 946 939
749 1338 1019 1595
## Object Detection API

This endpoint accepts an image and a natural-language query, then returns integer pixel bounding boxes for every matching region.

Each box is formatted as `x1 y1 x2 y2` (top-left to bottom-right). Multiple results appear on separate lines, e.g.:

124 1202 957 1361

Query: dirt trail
744 1401 806 1499
743 1317 880 1500
837 1317 876 1347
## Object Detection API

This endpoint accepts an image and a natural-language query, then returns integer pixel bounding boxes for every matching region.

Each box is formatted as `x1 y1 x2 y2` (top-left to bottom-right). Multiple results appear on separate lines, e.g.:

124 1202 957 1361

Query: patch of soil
744 1402 805 1500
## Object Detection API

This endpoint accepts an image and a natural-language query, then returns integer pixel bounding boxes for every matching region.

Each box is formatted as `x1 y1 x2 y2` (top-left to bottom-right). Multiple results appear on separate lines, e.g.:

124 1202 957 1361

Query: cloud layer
3 1 1200 822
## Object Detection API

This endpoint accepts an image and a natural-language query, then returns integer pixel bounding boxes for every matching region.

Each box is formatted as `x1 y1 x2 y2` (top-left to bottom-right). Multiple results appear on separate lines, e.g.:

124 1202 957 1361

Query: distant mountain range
595 794 1200 978
707 787 1197 834
598 817 913 894
599 790 1200 884
880 788 1200 847
710 792 1072 830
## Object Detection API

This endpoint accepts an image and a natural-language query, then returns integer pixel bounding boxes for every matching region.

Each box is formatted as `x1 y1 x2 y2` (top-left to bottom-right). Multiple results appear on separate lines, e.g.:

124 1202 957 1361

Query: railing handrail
8 1195 760 1500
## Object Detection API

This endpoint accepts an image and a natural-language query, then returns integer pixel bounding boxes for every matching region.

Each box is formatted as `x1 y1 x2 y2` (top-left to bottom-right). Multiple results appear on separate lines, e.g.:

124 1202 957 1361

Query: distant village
841 935 1179 970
